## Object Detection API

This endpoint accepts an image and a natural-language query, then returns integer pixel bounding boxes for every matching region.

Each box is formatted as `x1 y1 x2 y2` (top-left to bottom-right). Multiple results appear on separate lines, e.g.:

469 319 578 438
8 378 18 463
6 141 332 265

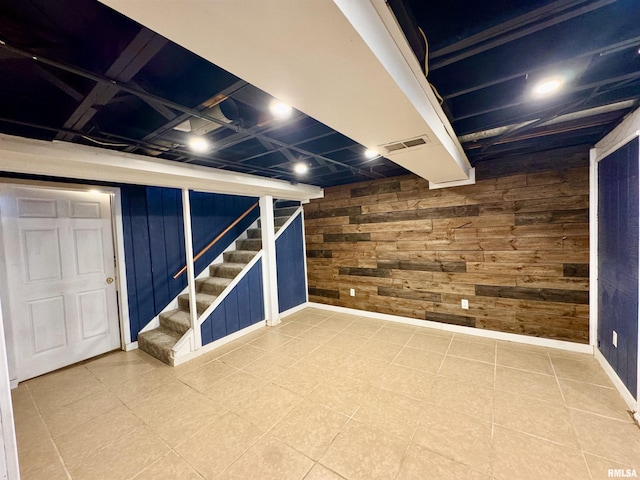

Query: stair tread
196 276 232 286
138 327 180 366
178 292 218 302
159 309 191 335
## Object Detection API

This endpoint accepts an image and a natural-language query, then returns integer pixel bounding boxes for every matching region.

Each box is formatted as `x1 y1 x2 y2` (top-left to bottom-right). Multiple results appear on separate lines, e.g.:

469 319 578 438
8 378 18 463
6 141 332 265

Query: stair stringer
137 222 258 337
172 251 264 363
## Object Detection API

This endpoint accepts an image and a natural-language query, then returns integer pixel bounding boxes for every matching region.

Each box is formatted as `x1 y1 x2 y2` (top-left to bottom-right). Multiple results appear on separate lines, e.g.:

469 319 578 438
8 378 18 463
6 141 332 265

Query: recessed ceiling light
188 136 210 153
270 101 293 119
533 78 564 97
364 149 378 159
293 162 309 174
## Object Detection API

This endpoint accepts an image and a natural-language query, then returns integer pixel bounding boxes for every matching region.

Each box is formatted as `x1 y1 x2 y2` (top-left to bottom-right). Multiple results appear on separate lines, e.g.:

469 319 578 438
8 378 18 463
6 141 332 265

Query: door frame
590 129 640 421
0 178 132 386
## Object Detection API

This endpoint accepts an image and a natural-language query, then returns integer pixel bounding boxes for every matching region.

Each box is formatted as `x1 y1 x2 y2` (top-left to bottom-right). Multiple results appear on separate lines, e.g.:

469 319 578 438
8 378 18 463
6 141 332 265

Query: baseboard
124 341 138 352
280 302 309 318
9 378 18 390
173 320 267 366
307 302 594 354
594 348 638 413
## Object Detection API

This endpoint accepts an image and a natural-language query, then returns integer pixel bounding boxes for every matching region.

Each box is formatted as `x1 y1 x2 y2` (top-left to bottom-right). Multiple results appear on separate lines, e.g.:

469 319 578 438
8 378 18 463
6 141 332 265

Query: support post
182 189 202 349
260 195 280 326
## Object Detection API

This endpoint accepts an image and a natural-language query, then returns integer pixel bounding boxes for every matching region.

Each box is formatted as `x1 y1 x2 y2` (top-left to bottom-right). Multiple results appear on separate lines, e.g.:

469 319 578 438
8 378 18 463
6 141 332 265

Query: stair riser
210 264 245 278
247 228 261 239
274 206 300 216
236 239 262 251
196 280 229 296
223 251 256 263
178 295 212 315
258 216 289 228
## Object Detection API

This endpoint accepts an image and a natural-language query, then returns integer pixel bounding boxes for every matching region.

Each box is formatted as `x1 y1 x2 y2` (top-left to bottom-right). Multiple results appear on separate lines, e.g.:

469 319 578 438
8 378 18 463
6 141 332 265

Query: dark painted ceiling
0 0 638 187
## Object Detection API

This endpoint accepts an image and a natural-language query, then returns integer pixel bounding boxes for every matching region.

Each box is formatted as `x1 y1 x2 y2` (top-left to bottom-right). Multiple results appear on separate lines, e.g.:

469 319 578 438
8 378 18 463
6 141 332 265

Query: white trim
429 168 476 190
594 348 638 413
0 134 323 201
280 302 309 319
0 294 20 479
299 210 310 304
307 302 594 353
173 320 266 366
111 188 132 348
260 196 280 326
589 148 598 348
124 341 138 352
181 189 201 350
594 130 640 161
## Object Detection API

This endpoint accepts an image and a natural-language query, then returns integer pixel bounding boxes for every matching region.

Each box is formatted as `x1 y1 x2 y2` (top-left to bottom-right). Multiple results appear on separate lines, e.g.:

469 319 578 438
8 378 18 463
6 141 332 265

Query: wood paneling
305 151 590 343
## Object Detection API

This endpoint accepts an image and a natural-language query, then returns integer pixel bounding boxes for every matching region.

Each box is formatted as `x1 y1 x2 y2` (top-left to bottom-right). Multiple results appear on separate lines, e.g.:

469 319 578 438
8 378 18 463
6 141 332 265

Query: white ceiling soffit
98 0 472 185
0 135 323 201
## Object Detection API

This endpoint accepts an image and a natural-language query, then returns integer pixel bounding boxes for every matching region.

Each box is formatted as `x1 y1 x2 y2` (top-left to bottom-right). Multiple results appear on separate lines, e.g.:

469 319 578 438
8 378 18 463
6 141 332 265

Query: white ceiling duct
99 0 472 185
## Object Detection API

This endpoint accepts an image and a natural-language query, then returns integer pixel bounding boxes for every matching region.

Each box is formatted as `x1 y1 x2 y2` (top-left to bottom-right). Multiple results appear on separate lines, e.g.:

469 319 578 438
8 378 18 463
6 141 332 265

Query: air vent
379 135 430 154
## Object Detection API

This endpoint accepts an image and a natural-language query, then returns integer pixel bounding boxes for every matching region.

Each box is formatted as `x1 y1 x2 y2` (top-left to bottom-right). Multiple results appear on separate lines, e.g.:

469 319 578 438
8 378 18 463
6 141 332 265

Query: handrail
173 201 259 279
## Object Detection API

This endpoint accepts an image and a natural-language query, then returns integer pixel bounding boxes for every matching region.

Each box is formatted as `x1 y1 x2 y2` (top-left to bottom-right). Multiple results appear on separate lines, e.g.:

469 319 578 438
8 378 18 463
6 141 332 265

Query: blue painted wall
201 259 264 345
276 213 307 312
598 137 639 398
120 186 259 341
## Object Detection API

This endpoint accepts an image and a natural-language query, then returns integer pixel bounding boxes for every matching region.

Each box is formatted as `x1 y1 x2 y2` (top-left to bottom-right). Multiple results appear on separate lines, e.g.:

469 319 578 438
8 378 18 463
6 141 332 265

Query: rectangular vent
380 135 430 154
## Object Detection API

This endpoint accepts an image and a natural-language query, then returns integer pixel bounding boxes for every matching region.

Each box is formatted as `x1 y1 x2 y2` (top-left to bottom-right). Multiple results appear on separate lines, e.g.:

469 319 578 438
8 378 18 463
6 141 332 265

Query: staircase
138 206 298 365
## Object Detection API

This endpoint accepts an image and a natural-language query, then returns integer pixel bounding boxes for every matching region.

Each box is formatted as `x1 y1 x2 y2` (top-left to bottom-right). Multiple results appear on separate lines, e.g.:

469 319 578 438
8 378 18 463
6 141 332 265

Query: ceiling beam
33 65 83 102
430 0 616 70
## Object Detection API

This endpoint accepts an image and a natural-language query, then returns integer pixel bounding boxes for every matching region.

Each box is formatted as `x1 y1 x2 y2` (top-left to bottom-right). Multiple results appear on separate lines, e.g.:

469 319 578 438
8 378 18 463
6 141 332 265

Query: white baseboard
594 348 638 414
280 302 309 318
124 341 138 352
306 302 593 354
173 320 267 366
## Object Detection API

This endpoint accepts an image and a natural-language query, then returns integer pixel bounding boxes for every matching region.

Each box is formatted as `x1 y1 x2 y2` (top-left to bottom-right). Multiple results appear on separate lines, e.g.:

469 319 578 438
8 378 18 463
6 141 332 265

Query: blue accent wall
598 137 639 398
120 186 259 341
200 259 264 345
276 213 307 312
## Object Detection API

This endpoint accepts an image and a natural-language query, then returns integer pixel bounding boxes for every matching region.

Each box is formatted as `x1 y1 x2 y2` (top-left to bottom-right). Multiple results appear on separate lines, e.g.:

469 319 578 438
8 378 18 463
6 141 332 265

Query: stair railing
173 201 259 279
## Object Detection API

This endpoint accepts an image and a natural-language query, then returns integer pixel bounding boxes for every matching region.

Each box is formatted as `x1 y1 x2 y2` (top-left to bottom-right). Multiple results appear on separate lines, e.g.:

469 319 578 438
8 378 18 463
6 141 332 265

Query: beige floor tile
234 383 304 430
570 410 640 465
317 316 355 332
427 376 494 422
497 340 549 355
179 360 238 392
278 338 321 359
496 346 554 375
19 446 69 480
167 350 223 378
219 344 267 368
382 320 418 331
56 404 143 467
274 362 328 396
324 332 367 351
242 352 292 380
494 390 579 447
585 453 640 480
85 350 159 383
234 327 268 344
438 356 495 387
301 345 352 372
276 321 314 337
413 405 492 474
550 355 614 387
370 325 414 345
495 366 563 404
303 463 346 479
40 387 122 437
67 425 169 480
16 411 69 480
447 338 496 363
321 421 406 480
220 435 314 480
354 387 422 441
452 332 496 345
205 370 266 409
342 321 383 338
339 354 390 383
559 378 631 421
175 412 263 479
271 400 348 459
492 426 590 480
397 443 490 480
298 326 339 344
405 331 451 353
132 452 203 480
249 331 294 351
373 364 435 401
355 338 403 362
107 367 175 404
394 346 444 373
310 375 372 416
128 379 198 417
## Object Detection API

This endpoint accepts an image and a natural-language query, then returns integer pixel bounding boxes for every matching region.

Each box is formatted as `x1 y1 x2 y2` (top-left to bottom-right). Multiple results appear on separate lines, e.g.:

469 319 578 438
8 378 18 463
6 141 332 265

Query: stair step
138 327 180 366
159 309 191 336
236 238 262 251
178 292 218 315
210 262 246 279
223 250 257 264
196 276 232 296
247 228 261 239
274 206 300 216
258 216 289 228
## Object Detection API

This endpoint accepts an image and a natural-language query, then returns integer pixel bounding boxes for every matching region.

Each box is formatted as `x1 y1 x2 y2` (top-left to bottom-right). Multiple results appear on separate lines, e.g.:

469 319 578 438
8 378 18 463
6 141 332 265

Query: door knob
106 277 114 284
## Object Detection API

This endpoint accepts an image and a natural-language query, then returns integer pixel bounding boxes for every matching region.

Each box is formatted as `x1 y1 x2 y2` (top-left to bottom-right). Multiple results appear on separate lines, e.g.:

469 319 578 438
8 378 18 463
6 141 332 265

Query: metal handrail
173 201 259 279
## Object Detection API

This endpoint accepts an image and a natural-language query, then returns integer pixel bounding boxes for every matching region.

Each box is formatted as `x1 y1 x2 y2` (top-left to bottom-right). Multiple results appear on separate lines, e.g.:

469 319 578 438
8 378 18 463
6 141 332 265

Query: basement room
0 0 638 479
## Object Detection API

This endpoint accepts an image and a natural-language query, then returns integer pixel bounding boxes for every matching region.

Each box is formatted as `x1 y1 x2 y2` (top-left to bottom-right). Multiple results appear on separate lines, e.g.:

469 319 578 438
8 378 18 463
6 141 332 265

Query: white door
0 186 120 381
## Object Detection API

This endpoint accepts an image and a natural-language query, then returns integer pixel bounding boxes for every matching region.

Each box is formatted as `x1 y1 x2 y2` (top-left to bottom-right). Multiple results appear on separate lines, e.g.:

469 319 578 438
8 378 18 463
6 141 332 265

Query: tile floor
11 307 640 480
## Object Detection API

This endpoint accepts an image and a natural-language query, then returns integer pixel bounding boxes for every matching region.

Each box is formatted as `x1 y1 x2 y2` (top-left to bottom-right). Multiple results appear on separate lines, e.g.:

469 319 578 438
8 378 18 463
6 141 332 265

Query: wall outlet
613 330 618 348
350 288 355 297
461 299 469 310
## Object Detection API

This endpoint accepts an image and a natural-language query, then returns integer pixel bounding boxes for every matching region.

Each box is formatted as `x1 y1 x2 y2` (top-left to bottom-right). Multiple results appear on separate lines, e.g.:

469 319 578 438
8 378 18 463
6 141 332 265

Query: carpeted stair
138 206 298 365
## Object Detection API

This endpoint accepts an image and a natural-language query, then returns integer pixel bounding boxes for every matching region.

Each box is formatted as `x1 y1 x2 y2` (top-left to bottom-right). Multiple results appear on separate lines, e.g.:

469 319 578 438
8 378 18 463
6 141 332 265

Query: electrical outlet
461 299 469 310
613 330 618 348
350 288 355 297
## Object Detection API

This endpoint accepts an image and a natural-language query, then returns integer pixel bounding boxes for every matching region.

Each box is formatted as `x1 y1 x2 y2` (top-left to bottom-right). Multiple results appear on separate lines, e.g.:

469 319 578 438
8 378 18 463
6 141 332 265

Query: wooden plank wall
304 148 590 343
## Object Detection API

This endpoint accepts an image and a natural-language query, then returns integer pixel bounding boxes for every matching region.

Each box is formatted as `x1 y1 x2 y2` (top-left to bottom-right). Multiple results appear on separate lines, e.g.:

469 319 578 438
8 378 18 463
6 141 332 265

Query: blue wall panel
598 137 639 398
276 213 307 312
120 186 259 341
200 259 265 346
